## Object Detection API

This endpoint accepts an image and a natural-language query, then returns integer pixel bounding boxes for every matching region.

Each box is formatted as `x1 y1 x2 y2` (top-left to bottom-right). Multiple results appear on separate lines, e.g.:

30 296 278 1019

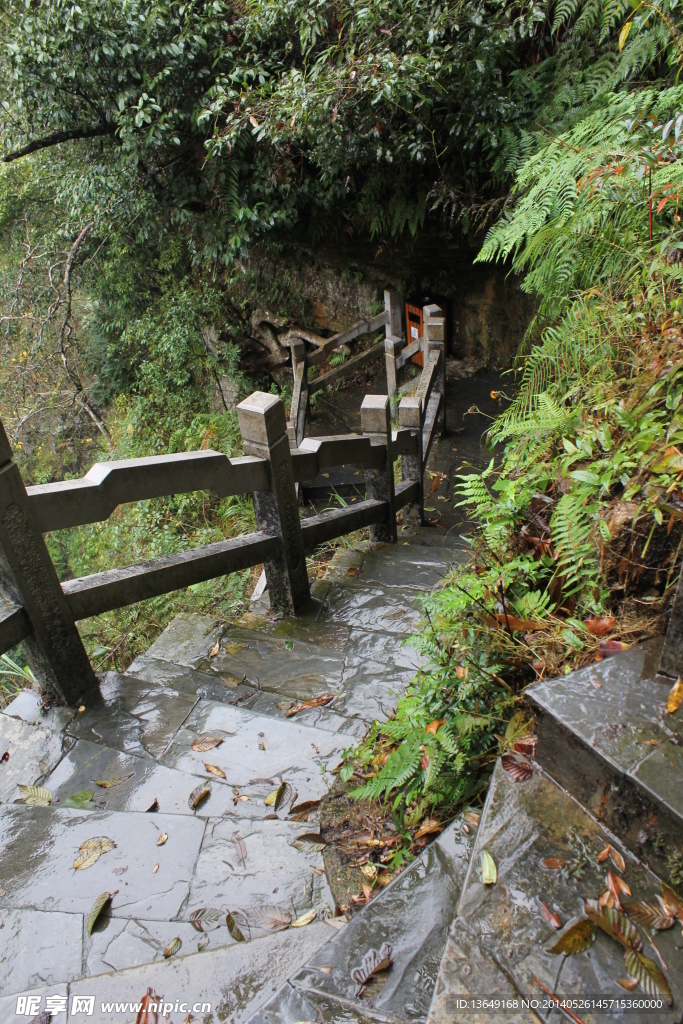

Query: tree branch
3 123 116 163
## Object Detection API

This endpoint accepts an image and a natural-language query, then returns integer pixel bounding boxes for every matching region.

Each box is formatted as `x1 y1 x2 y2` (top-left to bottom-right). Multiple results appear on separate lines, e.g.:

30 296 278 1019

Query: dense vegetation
1 0 682 885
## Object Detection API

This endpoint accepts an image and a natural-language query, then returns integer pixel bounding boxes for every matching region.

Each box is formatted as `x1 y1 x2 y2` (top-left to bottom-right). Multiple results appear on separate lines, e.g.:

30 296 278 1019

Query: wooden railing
0 391 423 705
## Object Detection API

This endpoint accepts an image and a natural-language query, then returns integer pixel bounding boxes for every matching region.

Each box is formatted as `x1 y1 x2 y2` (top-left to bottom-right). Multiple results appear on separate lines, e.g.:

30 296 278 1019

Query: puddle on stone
125 654 258 706
321 584 422 636
144 611 223 668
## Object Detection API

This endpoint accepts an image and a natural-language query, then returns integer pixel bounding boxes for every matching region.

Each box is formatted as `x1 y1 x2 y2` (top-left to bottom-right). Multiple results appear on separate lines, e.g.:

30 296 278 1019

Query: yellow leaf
291 907 317 927
481 849 497 885
667 676 683 714
619 20 632 51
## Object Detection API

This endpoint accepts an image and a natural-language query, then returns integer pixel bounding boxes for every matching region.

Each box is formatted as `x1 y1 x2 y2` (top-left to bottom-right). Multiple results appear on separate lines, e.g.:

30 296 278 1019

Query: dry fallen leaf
425 718 445 735
156 832 168 847
617 976 638 991
209 640 220 657
607 868 631 906
660 882 683 921
598 843 625 872
463 810 480 828
188 782 211 810
231 831 247 867
18 784 52 806
414 817 443 840
204 763 226 779
191 736 223 752
87 890 118 934
584 615 617 636
94 773 135 789
501 753 533 781
352 942 393 997
667 676 683 714
153 863 159 874
288 798 320 821
547 918 595 955
226 910 247 941
624 949 673 1005
247 905 292 932
285 694 334 717
540 901 562 929
481 850 497 885
541 857 567 870
265 780 292 811
292 907 317 928
584 899 642 950
190 907 222 932
514 735 537 757
163 937 182 958
74 837 116 870
624 900 675 931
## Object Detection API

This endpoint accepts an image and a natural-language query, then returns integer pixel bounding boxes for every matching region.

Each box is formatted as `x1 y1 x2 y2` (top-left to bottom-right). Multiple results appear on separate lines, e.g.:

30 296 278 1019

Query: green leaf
87 891 117 934
64 788 95 809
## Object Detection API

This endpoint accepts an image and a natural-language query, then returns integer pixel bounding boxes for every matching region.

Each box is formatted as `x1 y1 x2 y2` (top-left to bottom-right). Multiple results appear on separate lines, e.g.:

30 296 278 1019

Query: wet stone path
0 527 469 1022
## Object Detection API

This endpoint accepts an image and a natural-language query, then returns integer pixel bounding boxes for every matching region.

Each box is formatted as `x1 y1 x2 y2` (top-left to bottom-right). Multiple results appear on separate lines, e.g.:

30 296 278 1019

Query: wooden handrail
0 388 426 696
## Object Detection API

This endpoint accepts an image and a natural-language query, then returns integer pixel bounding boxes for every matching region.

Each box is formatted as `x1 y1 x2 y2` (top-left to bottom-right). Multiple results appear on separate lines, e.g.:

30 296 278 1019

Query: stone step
525 639 683 885
248 814 475 1024
428 760 683 1024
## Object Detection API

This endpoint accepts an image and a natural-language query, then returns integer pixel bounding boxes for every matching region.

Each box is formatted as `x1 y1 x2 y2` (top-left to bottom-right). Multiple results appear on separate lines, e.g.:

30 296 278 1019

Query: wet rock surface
428 762 683 1024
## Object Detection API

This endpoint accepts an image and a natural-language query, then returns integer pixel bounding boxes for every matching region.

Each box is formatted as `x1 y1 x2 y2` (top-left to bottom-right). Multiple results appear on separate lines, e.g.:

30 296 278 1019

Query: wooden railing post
237 392 310 615
384 289 403 409
398 397 424 528
0 420 98 704
423 303 446 435
361 395 397 543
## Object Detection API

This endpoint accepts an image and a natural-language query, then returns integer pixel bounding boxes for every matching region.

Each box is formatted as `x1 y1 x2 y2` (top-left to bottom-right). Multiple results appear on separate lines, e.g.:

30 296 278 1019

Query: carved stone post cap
361 394 390 435
237 392 287 446
384 335 403 354
423 303 442 319
0 421 12 468
399 396 423 428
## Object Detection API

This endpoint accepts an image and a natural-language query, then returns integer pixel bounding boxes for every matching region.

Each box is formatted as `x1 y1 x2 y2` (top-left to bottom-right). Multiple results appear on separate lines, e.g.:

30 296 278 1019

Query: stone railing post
288 340 308 450
423 303 446 435
361 395 397 543
237 392 310 614
0 420 98 705
384 289 403 409
398 396 424 528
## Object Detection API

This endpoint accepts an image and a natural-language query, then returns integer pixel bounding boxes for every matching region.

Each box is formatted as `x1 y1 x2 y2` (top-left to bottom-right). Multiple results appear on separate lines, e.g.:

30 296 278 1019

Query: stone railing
0 390 424 705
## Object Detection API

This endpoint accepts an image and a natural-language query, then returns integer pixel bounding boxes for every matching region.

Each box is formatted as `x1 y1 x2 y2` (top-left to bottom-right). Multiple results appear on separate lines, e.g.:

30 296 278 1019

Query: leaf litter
74 837 116 870
192 736 223 752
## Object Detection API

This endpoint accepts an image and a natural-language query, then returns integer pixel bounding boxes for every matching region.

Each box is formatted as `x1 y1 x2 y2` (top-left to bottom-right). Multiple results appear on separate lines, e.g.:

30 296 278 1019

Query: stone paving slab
125 654 258 705
3 687 76 732
186 813 334 922
291 819 473 1021
144 611 224 668
44 738 239 818
85 914 235 978
208 626 346 700
69 920 333 1023
336 629 422 723
161 699 350 794
0 806 205 922
428 760 683 1024
66 672 198 760
358 541 464 591
0 981 68 1022
249 984 399 1024
0 714 69 803
0 907 83 997
248 689 367 738
321 584 422 636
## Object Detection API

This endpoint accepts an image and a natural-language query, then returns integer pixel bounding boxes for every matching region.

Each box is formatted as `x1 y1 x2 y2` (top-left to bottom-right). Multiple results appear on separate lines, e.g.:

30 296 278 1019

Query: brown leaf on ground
542 857 568 869
623 901 675 931
288 798 321 820
463 810 480 827
414 817 443 840
584 899 643 950
584 615 617 636
192 736 223 752
137 989 165 1024
540 901 562 929
352 942 394 997
247 905 292 932
156 832 168 846
607 868 631 906
188 782 211 810
265 780 292 811
486 613 545 632
667 676 683 714
514 735 537 757
226 911 247 942
425 718 445 735
660 882 683 921
209 640 220 657
204 763 226 779
501 753 533 781
285 695 334 717
547 918 595 955
163 937 182 958
94 773 135 789
616 977 638 991
190 908 221 932
598 844 625 872
623 949 673 1005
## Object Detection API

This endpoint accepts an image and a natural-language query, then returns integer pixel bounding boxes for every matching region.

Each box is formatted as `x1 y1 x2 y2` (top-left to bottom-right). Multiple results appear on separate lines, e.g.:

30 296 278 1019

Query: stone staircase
0 527 467 1022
